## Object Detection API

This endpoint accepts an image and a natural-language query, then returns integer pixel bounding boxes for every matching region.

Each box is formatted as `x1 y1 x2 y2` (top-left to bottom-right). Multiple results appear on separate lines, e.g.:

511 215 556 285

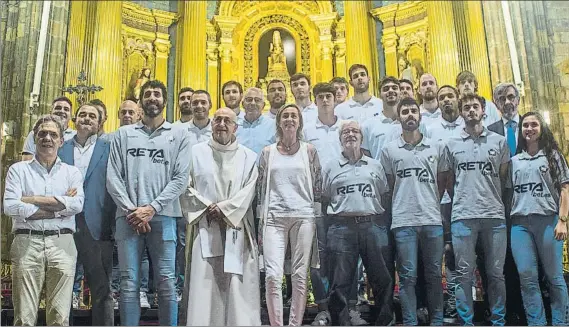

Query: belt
14 228 74 236
329 215 381 224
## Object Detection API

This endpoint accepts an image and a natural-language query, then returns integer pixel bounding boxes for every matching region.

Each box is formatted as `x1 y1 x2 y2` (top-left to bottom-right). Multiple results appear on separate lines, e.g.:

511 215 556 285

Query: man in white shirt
456 70 501 126
330 76 349 106
399 79 415 99
418 73 441 121
185 90 213 146
335 64 384 124
265 79 287 119
222 81 245 120
235 87 276 154
21 96 76 160
176 87 194 123
291 73 318 124
4 114 84 326
59 104 116 325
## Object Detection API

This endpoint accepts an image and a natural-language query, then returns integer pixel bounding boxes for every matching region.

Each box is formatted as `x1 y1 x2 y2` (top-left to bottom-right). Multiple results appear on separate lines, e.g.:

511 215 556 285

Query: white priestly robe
180 137 261 326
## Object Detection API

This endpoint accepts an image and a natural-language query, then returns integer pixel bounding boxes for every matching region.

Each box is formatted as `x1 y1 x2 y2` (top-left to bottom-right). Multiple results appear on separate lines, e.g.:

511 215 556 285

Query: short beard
142 103 164 118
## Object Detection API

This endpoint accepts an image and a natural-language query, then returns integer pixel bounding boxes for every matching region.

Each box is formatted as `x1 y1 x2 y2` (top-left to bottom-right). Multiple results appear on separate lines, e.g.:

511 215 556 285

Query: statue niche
128 67 152 101
258 29 297 104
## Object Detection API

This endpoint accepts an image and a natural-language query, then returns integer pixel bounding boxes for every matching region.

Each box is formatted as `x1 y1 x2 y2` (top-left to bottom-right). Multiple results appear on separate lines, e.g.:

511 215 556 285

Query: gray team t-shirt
442 128 510 221
381 136 447 229
509 150 569 216
323 155 390 216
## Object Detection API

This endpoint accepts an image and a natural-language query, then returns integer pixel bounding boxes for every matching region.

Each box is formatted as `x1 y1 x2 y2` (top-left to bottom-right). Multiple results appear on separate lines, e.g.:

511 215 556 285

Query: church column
344 1 376 91
206 21 219 111
333 18 347 78
372 7 398 78
179 1 207 90
215 17 238 87
464 1 492 99
426 1 461 86
63 1 87 108
311 14 337 83
481 1 513 87
90 1 122 132
154 39 171 87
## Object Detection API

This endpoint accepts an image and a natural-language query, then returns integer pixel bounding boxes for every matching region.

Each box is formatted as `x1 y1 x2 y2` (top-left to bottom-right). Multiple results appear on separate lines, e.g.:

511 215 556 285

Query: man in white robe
180 107 261 326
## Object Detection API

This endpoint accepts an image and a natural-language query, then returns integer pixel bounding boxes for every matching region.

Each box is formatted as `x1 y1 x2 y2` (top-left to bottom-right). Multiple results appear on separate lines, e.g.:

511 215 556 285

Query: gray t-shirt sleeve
149 130 192 213
379 147 393 176
106 128 137 214
22 130 36 155
377 163 390 195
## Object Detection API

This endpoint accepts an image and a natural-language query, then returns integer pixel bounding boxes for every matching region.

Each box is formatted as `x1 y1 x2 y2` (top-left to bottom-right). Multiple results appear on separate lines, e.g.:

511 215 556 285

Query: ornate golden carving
231 1 321 18
243 14 311 88
122 2 177 34
122 35 156 101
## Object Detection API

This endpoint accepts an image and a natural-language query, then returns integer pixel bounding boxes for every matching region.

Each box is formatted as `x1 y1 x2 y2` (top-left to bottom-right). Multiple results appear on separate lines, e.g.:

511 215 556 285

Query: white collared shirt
303 117 345 166
73 134 98 177
502 114 520 144
300 102 318 125
335 96 384 124
264 110 277 120
483 99 501 127
361 113 401 160
236 115 276 154
22 128 76 155
3 157 84 231
183 120 213 148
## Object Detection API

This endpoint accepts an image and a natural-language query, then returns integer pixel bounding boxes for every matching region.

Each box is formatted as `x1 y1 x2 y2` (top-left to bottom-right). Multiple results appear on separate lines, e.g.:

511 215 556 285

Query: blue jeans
73 262 84 295
511 215 569 325
175 217 186 294
116 215 177 326
394 225 444 325
327 216 393 325
452 218 507 326
111 243 150 294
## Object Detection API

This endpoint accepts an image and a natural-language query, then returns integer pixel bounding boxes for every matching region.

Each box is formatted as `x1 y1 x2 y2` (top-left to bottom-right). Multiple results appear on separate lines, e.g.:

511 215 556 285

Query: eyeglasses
244 97 264 104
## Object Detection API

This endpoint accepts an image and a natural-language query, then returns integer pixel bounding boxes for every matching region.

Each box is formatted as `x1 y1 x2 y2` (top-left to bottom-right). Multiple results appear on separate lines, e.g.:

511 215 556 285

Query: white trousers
263 216 315 326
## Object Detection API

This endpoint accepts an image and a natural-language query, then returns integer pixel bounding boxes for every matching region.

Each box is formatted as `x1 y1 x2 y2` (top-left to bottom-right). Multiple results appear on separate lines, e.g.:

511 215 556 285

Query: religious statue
267 31 288 76
398 56 415 84
133 68 151 101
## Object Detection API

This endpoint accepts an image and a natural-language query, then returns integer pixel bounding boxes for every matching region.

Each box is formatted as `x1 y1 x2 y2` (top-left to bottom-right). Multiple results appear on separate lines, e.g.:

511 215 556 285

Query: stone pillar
333 18 347 78
344 1 376 91
206 21 219 112
464 1 492 99
154 39 171 88
426 1 461 86
383 32 399 78
179 1 207 90
215 17 238 87
90 1 122 132
481 1 513 88
311 14 337 83
63 1 88 108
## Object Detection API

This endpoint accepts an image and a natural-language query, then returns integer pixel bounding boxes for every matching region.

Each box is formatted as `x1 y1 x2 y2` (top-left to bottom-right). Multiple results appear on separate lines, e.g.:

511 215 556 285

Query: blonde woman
257 103 321 326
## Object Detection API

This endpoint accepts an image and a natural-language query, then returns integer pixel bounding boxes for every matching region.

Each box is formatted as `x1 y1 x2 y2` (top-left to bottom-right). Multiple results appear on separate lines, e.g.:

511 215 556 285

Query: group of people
3 62 569 327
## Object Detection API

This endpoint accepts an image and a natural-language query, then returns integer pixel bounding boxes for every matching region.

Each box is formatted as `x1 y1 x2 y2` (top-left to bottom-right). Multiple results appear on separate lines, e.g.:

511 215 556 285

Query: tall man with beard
335 64 384 123
291 73 318 124
456 71 500 126
264 79 287 119
176 87 194 124
181 108 261 326
59 104 116 325
107 80 191 326
418 74 440 120
22 96 76 160
222 81 245 120
441 93 509 326
380 97 447 325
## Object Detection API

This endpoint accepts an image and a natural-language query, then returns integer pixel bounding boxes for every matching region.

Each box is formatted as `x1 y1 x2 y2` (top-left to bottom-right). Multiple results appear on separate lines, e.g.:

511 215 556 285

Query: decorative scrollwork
232 1 321 17
243 14 311 88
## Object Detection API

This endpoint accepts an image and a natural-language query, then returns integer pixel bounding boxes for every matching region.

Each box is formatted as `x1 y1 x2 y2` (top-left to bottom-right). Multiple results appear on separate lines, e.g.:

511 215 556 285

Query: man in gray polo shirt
441 93 510 326
380 97 446 325
323 121 393 326
107 80 191 326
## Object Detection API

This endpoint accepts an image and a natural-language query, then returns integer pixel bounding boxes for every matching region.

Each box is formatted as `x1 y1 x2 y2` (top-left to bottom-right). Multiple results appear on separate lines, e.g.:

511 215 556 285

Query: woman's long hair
516 111 567 192
275 103 304 141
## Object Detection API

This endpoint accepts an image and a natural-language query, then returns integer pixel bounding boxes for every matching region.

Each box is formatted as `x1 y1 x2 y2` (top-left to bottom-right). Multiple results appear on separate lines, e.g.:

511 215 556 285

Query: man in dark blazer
487 82 526 325
59 103 115 325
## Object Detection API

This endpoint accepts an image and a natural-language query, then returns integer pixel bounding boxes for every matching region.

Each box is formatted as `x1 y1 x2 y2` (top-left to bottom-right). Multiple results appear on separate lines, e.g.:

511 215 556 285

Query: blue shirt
236 115 276 154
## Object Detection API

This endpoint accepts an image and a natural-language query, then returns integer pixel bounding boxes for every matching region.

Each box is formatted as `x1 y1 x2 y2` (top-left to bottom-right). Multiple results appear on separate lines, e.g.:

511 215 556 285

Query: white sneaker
113 295 119 309
72 293 79 309
140 292 151 308
349 309 368 326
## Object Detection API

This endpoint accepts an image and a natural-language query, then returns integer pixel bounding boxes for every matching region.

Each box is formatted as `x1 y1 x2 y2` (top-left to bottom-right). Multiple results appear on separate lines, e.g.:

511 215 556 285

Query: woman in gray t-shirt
508 112 569 325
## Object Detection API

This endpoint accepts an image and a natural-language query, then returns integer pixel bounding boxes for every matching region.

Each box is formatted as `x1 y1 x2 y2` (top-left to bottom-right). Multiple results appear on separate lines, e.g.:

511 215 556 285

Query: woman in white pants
257 104 322 326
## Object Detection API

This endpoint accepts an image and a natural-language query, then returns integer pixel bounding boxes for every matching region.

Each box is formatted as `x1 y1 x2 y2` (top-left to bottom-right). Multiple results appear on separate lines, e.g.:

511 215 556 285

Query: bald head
212 107 238 145
119 100 141 126
419 73 438 101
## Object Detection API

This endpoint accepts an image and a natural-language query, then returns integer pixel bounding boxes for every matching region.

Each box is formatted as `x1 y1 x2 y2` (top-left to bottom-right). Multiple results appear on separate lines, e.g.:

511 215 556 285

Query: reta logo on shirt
457 161 497 177
336 183 375 198
127 148 169 165
396 168 435 183
513 182 550 198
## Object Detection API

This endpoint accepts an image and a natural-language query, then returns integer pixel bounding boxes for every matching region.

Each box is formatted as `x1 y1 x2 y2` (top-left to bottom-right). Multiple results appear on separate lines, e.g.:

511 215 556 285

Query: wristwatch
560 215 568 223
